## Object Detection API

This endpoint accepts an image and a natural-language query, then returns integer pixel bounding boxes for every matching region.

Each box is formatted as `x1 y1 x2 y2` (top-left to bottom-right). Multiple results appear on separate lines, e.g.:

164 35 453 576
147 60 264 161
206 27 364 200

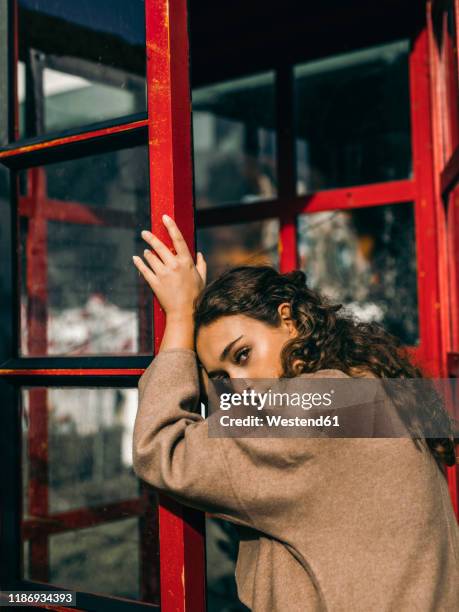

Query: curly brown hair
193 265 457 469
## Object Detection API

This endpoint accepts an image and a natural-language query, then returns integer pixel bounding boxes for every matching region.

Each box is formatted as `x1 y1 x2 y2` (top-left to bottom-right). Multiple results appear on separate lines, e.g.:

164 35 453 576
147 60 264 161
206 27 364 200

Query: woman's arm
133 346 254 526
130 217 346 537
131 215 253 526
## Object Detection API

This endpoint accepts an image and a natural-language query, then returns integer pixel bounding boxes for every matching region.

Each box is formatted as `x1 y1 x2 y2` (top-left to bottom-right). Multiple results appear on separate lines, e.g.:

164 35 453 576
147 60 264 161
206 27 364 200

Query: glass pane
19 146 153 356
294 40 411 194
297 203 418 345
21 386 160 603
197 219 280 282
0 166 11 362
192 72 277 209
17 0 146 138
206 516 248 612
48 519 140 598
22 388 139 513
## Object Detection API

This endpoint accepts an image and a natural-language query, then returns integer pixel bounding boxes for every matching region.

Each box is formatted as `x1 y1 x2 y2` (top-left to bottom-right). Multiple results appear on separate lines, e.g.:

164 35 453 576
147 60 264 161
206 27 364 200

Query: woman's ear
278 302 298 337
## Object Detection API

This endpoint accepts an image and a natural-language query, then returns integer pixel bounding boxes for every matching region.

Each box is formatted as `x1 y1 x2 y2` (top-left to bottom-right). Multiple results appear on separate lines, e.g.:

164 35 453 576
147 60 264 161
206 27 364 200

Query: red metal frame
145 0 206 610
0 1 204 610
8 159 160 601
428 0 459 516
1 1 459 610
409 27 445 377
447 187 459 351
0 369 145 376
196 8 459 516
0 119 149 162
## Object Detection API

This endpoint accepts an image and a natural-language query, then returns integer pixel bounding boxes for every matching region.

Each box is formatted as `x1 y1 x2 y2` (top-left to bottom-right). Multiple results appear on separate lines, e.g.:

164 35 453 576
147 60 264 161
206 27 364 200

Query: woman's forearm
159 311 195 352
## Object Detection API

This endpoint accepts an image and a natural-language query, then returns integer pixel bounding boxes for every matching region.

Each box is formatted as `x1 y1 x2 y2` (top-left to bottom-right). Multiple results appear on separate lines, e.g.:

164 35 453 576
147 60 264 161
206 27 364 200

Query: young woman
132 215 459 612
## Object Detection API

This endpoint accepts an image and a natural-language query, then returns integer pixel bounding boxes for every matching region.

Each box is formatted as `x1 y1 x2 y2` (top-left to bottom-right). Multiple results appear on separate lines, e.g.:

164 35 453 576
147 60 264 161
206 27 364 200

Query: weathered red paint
26 168 48 357
409 27 445 377
444 3 459 155
145 0 206 610
0 119 148 160
197 180 415 229
427 1 459 516
279 215 298 273
2 3 459 610
447 189 459 350
25 168 50 580
27 389 49 582
0 369 145 376
296 179 415 214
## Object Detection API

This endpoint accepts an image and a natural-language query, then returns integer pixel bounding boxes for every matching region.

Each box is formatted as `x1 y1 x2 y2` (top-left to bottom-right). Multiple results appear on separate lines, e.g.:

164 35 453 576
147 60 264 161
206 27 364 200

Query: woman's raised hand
132 214 207 318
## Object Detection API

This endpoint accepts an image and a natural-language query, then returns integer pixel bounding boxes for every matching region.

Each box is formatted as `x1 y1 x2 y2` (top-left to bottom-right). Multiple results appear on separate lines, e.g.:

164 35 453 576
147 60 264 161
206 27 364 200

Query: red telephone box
0 1 457 611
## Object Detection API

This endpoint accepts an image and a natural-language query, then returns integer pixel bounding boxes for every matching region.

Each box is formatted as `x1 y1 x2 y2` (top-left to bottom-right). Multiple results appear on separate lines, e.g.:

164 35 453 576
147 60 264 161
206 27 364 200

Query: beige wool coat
132 348 459 611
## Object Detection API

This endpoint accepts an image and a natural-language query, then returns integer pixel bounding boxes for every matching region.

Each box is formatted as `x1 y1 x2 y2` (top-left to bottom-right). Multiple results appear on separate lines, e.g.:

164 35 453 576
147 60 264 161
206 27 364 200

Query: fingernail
162 214 170 223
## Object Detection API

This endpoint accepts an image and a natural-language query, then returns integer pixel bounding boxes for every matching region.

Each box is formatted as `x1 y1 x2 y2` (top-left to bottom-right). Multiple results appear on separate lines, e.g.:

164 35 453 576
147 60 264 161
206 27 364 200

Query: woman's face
196 304 298 388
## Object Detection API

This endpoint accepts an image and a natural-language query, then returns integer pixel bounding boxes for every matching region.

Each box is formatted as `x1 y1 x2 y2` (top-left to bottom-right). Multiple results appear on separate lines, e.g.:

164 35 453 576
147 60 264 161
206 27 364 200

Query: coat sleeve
132 350 364 539
132 348 253 528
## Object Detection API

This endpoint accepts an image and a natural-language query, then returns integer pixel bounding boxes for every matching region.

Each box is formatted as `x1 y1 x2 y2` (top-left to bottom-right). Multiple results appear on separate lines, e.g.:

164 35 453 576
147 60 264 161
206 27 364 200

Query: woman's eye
213 372 229 381
235 347 250 364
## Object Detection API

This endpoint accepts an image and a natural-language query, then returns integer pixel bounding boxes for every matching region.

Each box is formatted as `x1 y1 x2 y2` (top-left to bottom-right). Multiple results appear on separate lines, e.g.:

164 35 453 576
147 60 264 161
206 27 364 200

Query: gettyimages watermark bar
205 377 459 439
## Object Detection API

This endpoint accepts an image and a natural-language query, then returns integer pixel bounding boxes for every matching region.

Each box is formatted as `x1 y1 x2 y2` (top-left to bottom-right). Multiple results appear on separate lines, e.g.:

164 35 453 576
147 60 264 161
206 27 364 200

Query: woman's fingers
133 226 206 314
141 230 175 265
141 214 190 264
132 255 158 290
162 214 192 259
143 248 166 275
196 251 207 285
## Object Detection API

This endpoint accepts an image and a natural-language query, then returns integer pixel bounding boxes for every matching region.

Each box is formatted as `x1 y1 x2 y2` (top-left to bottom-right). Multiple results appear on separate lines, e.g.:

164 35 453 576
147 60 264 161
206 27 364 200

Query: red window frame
196 12 458 518
428 0 459 515
0 0 206 610
0 2 457 612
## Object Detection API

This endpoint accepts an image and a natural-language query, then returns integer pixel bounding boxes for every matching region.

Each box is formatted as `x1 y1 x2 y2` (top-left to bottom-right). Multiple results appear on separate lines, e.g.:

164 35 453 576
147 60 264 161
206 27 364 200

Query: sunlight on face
196 307 298 392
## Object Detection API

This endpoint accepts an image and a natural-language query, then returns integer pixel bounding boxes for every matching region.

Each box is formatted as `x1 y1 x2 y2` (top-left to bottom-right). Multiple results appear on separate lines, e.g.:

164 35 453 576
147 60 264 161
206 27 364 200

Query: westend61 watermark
218 387 337 428
205 376 459 438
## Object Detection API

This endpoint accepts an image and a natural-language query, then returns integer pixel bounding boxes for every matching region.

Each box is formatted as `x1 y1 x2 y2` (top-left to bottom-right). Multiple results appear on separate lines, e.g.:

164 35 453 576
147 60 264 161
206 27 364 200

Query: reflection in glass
19 146 152 356
197 219 280 282
192 73 277 208
206 517 248 612
48 519 140 598
17 0 146 138
297 203 418 345
294 40 411 193
21 387 159 602
44 147 146 211
0 166 11 362
22 387 139 514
